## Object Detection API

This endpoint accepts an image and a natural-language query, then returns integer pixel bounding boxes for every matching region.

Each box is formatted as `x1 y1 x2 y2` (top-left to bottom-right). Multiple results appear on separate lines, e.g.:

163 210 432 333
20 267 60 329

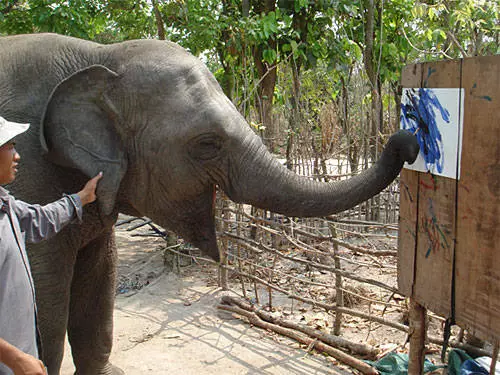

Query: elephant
0 33 419 375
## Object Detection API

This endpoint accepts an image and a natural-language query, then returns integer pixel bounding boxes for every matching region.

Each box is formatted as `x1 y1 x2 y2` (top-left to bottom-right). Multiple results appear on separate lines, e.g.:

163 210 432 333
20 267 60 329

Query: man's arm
13 172 103 243
0 338 46 375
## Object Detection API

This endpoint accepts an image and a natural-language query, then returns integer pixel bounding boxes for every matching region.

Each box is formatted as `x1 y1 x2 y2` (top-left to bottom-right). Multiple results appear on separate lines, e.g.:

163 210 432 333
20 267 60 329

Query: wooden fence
116 148 495 372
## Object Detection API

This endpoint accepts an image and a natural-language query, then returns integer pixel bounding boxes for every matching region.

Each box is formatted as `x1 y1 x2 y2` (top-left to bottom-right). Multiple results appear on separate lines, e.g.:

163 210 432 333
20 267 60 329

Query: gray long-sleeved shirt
0 186 82 375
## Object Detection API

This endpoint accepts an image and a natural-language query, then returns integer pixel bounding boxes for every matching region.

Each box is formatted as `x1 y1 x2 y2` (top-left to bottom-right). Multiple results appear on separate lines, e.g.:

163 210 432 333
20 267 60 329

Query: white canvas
400 88 464 179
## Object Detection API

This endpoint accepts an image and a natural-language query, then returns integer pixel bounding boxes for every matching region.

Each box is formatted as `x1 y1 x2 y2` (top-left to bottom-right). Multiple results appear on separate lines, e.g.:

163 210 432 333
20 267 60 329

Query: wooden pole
408 299 427 374
218 195 229 290
329 223 343 336
490 340 499 375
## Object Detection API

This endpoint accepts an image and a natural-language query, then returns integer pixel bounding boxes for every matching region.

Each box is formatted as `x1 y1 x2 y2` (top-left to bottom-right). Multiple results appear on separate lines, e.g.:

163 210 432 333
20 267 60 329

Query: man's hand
0 338 47 375
77 172 103 207
10 351 47 375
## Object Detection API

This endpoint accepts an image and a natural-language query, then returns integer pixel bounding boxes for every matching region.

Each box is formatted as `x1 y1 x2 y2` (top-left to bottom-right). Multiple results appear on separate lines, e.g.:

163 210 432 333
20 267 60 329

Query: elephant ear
41 65 127 216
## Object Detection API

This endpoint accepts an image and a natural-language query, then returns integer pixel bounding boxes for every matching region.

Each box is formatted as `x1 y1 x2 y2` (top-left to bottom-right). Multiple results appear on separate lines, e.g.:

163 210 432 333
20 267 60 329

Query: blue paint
422 198 450 258
401 88 450 173
471 83 492 101
423 67 436 88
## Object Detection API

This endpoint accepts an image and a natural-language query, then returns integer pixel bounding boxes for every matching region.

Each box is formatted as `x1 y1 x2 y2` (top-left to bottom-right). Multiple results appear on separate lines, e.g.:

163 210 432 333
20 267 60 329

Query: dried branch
221 295 378 358
217 302 378 374
219 264 408 332
223 232 398 293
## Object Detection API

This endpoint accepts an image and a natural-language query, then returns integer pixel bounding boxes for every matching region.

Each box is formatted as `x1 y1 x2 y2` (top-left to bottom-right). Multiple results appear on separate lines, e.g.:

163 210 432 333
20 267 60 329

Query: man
0 116 102 375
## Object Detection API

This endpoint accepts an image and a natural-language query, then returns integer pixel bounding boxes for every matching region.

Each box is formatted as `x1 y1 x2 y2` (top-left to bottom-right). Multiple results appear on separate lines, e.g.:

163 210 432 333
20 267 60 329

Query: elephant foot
75 362 124 375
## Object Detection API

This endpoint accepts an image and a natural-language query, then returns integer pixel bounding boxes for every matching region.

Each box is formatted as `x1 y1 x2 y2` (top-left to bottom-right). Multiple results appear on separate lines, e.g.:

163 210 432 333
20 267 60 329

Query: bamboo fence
116 147 496 371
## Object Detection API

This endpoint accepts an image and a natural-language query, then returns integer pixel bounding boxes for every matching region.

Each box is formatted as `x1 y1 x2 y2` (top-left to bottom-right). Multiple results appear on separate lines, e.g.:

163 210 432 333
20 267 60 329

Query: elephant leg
30 240 76 375
67 231 122 375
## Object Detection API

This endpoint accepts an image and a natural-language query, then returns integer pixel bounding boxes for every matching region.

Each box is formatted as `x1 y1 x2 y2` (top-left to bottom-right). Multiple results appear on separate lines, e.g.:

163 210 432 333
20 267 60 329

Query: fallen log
220 295 379 359
217 301 378 374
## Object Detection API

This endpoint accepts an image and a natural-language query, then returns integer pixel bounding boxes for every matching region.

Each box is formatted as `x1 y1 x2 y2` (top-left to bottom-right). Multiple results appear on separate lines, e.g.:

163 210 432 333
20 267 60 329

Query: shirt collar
0 186 10 212
0 186 9 197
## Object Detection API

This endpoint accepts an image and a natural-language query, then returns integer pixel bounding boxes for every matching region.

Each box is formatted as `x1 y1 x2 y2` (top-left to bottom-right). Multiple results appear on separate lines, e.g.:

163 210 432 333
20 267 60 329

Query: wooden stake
491 340 499 375
329 223 344 336
408 299 427 374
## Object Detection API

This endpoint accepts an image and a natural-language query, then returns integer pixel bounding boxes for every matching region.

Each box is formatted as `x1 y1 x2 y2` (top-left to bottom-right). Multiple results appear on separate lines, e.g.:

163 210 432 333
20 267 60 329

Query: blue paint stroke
470 83 492 101
423 67 436 88
401 88 450 173
422 198 450 258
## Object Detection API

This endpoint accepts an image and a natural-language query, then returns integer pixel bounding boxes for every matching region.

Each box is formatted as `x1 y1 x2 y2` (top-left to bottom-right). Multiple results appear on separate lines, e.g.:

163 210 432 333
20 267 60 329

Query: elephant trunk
227 130 419 217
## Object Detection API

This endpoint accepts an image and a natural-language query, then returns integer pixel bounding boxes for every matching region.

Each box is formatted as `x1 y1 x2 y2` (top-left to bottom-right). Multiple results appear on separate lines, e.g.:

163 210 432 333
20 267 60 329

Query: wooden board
398 60 461 317
413 60 461 317
397 168 419 296
455 55 500 341
397 62 422 297
398 55 500 342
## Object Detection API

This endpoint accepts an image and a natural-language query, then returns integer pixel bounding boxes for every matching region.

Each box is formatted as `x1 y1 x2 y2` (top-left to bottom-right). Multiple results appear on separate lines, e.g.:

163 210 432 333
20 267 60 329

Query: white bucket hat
0 116 30 147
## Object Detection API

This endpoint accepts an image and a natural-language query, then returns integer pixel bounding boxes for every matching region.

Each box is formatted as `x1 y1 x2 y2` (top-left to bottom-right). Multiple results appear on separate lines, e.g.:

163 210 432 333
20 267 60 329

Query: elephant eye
189 134 222 161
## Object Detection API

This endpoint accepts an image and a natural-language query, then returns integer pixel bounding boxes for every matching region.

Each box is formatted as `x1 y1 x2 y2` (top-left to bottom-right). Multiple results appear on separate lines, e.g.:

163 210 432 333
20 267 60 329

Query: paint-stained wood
398 55 500 342
398 60 461 317
397 63 422 297
413 61 460 317
413 173 457 317
455 55 500 341
397 168 419 296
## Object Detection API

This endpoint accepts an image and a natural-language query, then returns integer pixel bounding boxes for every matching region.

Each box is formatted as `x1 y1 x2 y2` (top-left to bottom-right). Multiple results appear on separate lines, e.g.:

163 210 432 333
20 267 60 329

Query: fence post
236 204 247 299
408 299 427 374
218 194 229 290
329 223 344 336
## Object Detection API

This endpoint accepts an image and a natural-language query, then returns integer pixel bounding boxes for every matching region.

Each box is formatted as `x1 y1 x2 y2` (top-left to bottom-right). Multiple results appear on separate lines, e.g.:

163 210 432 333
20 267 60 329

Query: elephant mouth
171 184 220 263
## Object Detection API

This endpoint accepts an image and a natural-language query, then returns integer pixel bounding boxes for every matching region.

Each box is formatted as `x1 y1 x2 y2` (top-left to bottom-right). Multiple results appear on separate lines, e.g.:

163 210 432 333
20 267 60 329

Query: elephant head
40 40 419 262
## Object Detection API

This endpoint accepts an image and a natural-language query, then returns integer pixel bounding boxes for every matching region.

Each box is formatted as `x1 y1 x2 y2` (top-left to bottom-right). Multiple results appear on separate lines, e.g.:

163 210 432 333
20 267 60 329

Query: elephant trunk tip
387 129 420 165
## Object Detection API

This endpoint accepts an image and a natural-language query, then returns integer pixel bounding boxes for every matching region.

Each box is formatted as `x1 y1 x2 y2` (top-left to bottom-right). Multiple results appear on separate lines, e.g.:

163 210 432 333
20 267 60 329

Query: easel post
408 299 427 374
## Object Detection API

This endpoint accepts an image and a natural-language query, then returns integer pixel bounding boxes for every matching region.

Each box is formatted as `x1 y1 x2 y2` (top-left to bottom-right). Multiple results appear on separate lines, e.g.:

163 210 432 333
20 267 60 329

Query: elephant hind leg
67 231 122 375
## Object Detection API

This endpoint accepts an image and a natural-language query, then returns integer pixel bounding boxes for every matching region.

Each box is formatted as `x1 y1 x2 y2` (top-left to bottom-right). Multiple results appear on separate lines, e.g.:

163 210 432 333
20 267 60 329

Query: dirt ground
60 224 355 375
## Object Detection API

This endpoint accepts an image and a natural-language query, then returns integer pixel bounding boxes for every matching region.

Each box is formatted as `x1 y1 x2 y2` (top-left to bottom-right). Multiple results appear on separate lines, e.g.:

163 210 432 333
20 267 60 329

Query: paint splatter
401 88 450 173
419 174 439 191
470 83 492 101
423 67 436 88
421 198 450 258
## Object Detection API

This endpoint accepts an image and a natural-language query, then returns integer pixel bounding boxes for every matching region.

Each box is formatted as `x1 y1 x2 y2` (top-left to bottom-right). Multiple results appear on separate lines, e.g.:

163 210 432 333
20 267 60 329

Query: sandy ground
60 225 352 375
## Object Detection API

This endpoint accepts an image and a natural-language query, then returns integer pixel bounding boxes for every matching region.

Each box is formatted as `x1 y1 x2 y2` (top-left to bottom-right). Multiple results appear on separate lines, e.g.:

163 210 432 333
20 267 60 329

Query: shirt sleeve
12 194 83 243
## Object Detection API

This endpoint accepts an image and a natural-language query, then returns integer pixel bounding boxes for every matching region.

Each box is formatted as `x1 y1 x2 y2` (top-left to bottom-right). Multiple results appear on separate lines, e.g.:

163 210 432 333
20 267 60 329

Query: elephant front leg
67 233 123 375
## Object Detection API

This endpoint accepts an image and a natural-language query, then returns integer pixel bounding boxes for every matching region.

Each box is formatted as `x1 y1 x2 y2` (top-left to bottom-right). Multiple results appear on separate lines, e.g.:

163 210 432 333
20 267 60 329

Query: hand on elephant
76 172 103 206
0 338 47 375
10 353 47 375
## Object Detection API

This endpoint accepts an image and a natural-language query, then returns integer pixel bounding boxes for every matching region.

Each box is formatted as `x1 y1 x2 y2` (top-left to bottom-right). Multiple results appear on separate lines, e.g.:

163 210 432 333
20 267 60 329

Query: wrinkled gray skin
0 34 419 375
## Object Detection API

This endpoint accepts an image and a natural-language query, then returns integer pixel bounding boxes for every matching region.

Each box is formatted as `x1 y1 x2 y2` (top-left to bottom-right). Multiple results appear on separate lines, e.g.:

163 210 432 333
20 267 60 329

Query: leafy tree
411 0 499 58
1 0 497 172
0 0 107 39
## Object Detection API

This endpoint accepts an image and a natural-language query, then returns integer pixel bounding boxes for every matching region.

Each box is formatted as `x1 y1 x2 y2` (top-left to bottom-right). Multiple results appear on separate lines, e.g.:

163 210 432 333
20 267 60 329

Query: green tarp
365 353 443 374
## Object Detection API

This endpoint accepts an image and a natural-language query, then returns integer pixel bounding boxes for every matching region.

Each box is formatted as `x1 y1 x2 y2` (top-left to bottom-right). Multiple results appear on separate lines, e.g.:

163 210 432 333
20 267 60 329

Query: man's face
0 141 21 185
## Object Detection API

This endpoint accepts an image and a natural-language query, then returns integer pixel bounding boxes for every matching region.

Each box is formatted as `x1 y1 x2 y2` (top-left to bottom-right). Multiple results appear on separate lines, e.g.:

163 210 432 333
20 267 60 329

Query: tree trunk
252 0 278 151
286 62 302 170
253 51 277 150
151 0 166 40
363 0 382 160
339 75 360 174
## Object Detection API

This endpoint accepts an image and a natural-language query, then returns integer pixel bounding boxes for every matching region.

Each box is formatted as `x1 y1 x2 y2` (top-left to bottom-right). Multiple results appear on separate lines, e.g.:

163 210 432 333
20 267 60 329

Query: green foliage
100 0 156 42
1 0 498 157
409 0 499 58
0 0 107 38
